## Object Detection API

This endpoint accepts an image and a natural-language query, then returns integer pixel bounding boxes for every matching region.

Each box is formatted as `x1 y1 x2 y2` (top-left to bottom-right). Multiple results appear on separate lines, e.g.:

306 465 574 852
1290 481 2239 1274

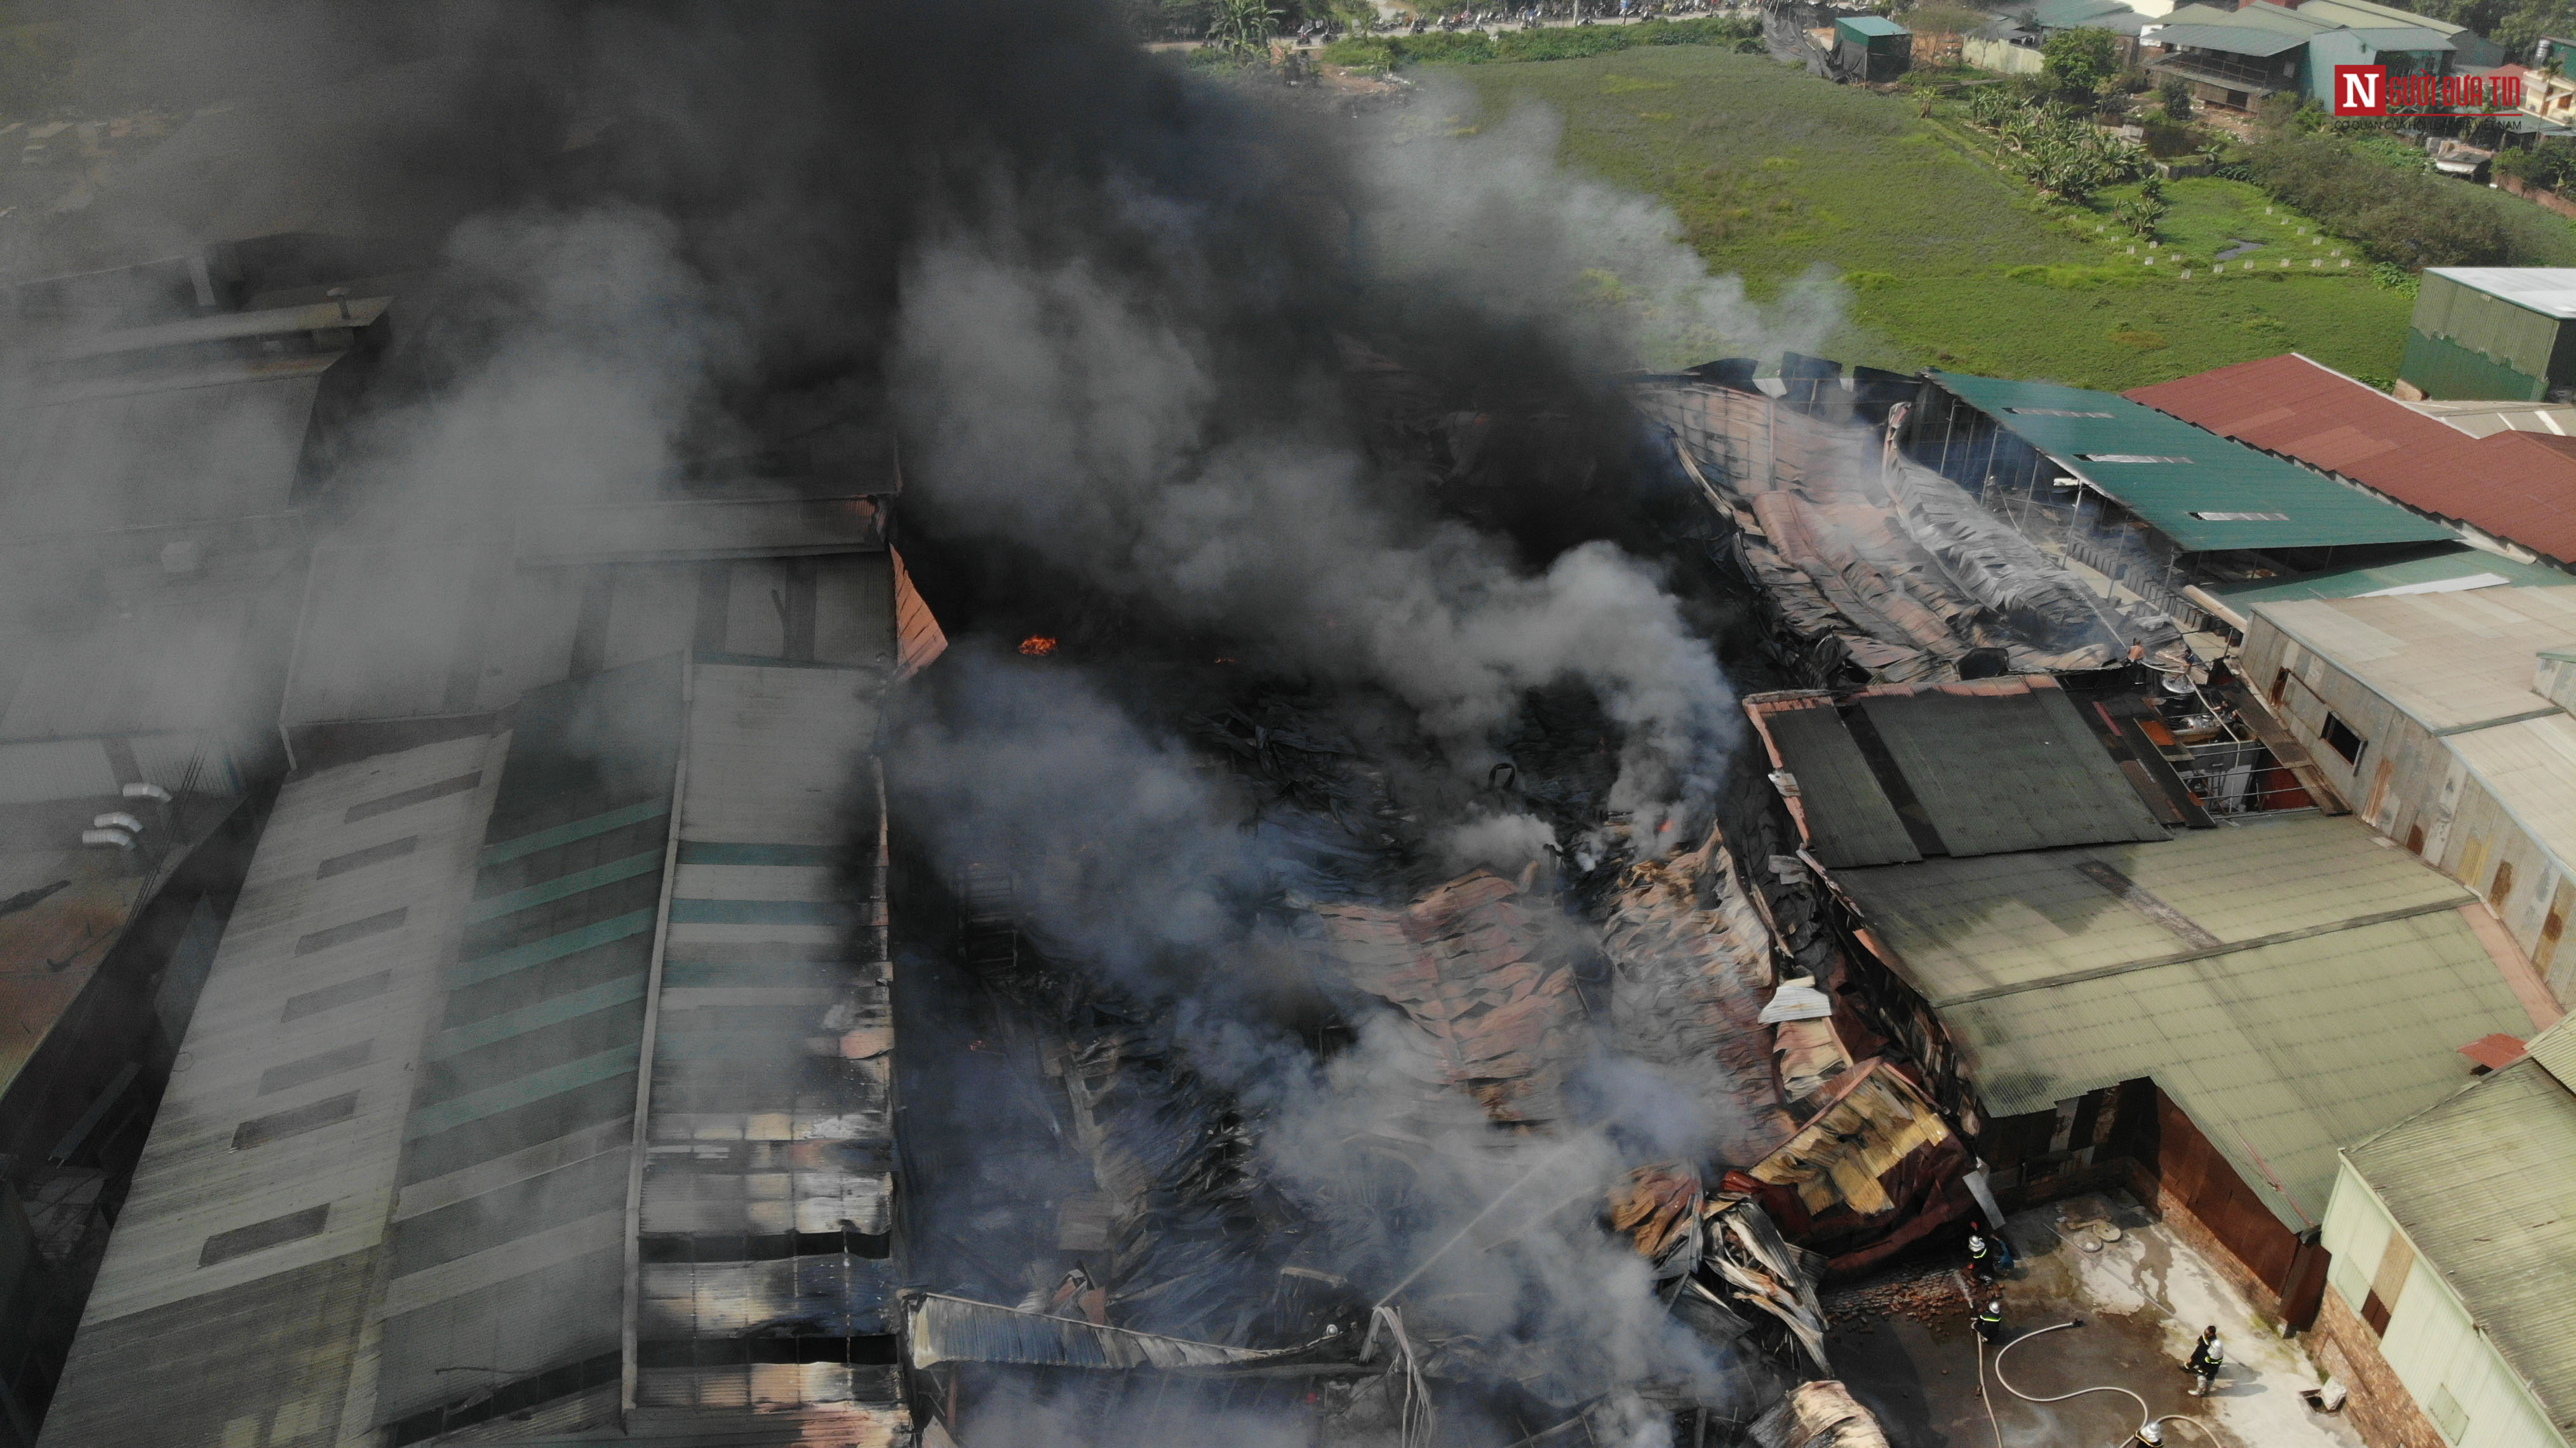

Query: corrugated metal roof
515 495 884 565
1929 372 2459 551
2532 1009 2576 1090
1837 811 2473 1001
1748 678 2170 869
0 366 330 537
1858 683 2168 856
2345 23 2452 47
1839 813 2523 1229
0 547 297 742
2030 0 2135 25
2251 586 2576 735
1757 697 1921 867
2439 714 2576 866
2153 22 2312 53
2424 268 2576 321
41 734 499 1443
1837 15 1910 34
2347 1056 2576 1434
2129 354 2576 566
2204 546 2569 607
375 658 682 1428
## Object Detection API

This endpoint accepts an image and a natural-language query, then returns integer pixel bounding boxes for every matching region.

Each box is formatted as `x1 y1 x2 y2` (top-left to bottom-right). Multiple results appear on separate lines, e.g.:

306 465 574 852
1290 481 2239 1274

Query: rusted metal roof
2130 354 2576 565
1310 871 1581 1128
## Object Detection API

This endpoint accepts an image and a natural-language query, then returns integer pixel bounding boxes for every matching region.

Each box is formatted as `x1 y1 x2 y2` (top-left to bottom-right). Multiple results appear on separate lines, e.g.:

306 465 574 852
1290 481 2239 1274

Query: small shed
1834 15 1913 80
2402 268 2576 402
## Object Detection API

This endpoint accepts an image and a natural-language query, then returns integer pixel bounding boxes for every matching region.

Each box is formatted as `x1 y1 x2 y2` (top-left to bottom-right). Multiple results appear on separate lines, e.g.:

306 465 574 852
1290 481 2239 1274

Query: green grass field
1440 46 2563 389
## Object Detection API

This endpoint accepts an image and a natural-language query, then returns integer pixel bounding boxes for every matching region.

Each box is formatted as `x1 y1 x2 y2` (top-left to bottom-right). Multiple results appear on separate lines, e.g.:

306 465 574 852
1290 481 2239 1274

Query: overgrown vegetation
2039 27 2120 102
1963 86 2147 203
2244 130 2512 266
2497 139 2576 195
1320 15 1761 69
1449 44 2421 387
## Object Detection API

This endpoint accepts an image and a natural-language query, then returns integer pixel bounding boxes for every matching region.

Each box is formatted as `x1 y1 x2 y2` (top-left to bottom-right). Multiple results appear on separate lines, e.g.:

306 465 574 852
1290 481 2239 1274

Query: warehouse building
2131 351 2576 573
37 652 909 1447
2399 269 2576 403
2241 586 2576 1011
2314 1015 2576 1448
1906 372 2459 634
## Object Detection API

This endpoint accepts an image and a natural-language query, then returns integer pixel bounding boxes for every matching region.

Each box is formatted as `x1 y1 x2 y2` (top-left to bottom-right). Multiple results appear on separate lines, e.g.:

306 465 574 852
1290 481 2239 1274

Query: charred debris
879 347 2015 1448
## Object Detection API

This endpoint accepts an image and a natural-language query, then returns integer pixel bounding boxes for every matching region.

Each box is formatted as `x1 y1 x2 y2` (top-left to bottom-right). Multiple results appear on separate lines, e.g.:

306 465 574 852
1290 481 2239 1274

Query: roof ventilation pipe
92 812 145 835
121 782 172 803
81 828 135 849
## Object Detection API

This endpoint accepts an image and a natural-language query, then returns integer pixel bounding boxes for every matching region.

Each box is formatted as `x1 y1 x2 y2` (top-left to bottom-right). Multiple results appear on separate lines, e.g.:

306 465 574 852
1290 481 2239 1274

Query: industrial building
1746 677 2547 1330
0 285 398 1440
2314 1015 2576 1448
2131 351 2576 573
2240 586 2576 1010
36 652 910 1447
2399 269 2576 404
1907 371 2461 636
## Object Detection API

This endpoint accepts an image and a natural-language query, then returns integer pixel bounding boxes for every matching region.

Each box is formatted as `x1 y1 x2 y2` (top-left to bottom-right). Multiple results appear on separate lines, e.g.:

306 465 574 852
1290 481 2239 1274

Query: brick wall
2150 1180 2286 1321
2307 1285 2451 1448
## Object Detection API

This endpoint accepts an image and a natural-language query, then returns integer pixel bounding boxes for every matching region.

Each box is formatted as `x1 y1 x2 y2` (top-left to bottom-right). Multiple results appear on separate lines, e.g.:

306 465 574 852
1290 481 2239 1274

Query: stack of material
1632 379 2126 684
1750 1381 1895 1448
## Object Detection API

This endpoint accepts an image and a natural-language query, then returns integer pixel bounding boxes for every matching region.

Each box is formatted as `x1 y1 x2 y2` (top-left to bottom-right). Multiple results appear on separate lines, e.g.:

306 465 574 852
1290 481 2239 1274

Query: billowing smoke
20 1 1849 1440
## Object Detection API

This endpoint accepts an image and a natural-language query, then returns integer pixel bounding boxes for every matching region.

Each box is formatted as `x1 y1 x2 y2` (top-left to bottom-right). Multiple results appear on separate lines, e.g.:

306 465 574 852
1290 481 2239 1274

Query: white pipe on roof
81 828 134 849
91 812 145 834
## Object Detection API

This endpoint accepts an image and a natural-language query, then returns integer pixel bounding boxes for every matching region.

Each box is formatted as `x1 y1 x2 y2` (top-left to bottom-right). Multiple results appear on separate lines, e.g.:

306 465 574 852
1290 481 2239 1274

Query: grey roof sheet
2250 586 2576 735
1761 697 1921 868
1839 813 2523 1229
1838 812 2474 1001
2425 268 2576 321
1856 685 2166 857
2347 1049 2576 1434
2153 22 2313 54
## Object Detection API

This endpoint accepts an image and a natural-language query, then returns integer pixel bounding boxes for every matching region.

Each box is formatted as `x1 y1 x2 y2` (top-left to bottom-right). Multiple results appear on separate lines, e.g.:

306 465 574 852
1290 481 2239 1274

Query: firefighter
1967 1227 1997 1285
1973 1297 2006 1344
2184 1326 2225 1397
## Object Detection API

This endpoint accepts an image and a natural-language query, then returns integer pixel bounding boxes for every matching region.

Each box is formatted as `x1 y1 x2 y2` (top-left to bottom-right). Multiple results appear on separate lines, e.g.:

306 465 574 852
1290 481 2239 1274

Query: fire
1019 636 1058 657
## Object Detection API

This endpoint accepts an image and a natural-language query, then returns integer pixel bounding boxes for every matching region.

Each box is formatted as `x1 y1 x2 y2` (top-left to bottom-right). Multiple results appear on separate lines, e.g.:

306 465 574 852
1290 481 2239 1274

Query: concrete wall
1964 36 2044 74
2318 1162 2570 1448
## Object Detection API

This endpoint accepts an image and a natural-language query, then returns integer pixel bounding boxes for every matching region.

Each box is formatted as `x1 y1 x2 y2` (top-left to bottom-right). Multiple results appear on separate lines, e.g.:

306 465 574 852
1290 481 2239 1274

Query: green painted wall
2401 328 2549 401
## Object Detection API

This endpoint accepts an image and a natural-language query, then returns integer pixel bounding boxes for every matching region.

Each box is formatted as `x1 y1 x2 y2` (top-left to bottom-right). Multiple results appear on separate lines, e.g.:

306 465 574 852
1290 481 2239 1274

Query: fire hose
1986 1320 2221 1445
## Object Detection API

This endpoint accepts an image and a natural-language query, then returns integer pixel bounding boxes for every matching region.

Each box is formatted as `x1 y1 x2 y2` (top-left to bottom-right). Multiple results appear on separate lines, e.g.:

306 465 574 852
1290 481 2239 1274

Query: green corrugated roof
1932 372 2461 551
2206 546 2572 605
1837 14 1910 36
1839 812 2525 1230
2347 1049 2576 1435
2029 0 2131 25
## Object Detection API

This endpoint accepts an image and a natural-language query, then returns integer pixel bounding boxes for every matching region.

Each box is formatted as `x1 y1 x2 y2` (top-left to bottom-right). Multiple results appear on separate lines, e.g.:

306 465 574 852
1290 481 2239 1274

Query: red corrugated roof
2128 354 2576 565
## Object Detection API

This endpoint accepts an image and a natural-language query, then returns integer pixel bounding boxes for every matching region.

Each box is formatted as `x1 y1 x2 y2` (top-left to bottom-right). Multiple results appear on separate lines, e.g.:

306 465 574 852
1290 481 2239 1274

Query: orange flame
1019 636 1059 657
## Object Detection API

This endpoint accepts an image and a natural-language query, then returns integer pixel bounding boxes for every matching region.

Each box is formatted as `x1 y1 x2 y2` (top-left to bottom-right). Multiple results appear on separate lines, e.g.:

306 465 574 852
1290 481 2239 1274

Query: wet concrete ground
1826 1193 2370 1448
